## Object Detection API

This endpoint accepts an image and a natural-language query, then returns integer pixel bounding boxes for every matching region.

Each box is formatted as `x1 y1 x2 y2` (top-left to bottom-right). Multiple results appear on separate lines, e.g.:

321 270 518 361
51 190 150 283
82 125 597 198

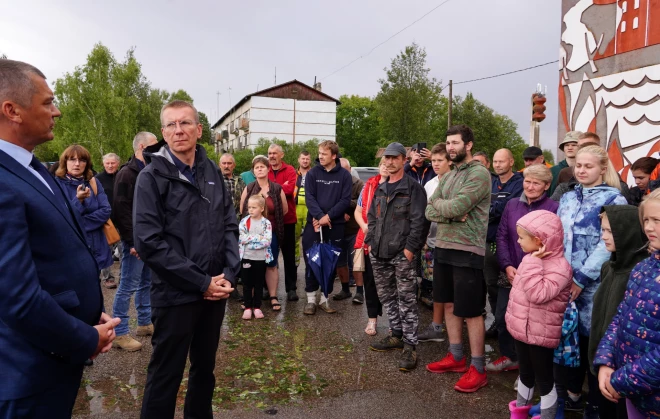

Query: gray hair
0 59 47 108
220 153 235 163
340 157 351 171
102 153 120 163
268 144 283 153
133 131 157 151
523 164 552 184
252 154 267 163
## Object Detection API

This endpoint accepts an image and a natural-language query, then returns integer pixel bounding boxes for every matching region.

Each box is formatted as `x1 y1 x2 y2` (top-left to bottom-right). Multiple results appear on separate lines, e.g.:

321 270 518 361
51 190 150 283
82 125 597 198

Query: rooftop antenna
216 91 221 120
274 67 277 85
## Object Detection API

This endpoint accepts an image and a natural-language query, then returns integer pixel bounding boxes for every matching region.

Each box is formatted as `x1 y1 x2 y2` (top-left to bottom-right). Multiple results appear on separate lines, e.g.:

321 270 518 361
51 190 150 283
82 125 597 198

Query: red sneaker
426 353 468 374
454 365 488 393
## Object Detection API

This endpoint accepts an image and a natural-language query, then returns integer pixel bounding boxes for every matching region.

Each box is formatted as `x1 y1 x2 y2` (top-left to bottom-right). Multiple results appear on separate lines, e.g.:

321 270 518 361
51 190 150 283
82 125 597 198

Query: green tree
543 149 555 165
36 43 201 167
448 93 528 170
336 95 382 166
199 112 212 144
375 43 444 147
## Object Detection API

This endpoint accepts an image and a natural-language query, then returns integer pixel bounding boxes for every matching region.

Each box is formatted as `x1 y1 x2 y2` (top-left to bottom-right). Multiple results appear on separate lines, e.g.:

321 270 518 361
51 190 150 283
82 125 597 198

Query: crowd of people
2 58 660 419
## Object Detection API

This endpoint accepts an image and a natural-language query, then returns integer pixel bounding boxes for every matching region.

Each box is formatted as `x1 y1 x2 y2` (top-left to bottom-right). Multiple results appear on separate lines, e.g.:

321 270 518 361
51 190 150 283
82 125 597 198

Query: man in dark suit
0 59 119 418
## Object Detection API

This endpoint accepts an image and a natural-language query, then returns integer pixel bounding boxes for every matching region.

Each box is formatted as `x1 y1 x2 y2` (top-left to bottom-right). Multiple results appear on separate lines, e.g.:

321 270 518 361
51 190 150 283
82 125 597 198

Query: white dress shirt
0 138 54 193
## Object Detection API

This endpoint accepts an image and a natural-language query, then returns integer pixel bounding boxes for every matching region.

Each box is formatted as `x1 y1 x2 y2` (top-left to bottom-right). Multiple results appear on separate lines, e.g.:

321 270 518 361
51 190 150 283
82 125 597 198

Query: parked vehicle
351 167 379 182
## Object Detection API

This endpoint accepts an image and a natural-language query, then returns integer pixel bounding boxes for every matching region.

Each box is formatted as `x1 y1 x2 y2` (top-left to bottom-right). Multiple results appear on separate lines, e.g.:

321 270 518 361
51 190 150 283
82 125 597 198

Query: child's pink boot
509 400 532 419
242 309 252 320
253 309 264 319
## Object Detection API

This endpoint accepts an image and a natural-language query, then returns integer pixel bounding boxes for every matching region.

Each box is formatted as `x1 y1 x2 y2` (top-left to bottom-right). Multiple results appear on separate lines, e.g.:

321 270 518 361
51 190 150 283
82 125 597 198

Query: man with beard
483 149 522 367
425 125 492 393
267 144 299 301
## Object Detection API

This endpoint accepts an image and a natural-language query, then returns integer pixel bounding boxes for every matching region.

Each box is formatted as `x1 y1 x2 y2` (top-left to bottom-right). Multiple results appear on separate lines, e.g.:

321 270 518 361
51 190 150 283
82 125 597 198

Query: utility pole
447 80 453 128
274 67 277 85
216 91 221 120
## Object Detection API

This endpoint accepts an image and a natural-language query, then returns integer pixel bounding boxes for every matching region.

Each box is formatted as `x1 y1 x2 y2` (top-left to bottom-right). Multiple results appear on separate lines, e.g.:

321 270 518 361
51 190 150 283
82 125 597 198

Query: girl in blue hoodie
557 145 627 415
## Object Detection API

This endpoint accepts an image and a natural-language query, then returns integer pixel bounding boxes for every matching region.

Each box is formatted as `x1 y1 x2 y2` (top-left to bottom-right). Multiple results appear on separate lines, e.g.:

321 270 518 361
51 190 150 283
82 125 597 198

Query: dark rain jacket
133 141 240 307
588 205 648 374
112 156 142 248
365 174 430 259
404 161 436 186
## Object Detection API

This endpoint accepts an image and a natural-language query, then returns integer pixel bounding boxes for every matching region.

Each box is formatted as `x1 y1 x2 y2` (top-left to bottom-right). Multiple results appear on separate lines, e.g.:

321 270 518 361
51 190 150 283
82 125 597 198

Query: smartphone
419 142 427 151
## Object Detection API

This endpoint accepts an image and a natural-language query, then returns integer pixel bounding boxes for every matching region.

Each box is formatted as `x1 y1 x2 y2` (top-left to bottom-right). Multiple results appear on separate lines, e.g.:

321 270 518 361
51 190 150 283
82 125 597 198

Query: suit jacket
0 149 103 401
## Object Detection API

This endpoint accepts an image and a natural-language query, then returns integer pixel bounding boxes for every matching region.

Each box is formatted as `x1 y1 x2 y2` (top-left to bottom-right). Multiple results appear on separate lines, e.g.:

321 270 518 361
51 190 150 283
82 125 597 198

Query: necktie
30 156 71 215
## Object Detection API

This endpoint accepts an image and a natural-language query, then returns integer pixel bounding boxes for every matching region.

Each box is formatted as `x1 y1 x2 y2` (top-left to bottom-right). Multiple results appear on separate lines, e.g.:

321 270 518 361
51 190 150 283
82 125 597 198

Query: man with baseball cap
521 146 549 168
549 131 581 194
365 142 430 371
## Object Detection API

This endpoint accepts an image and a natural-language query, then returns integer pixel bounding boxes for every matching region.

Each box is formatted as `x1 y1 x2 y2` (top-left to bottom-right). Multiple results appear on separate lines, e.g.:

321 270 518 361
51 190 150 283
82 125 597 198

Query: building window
634 0 640 9
621 20 627 32
633 16 639 29
622 1 627 13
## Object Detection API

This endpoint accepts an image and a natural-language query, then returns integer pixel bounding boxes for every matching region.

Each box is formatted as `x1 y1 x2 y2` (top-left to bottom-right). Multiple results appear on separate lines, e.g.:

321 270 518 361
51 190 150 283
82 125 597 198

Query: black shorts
433 261 486 318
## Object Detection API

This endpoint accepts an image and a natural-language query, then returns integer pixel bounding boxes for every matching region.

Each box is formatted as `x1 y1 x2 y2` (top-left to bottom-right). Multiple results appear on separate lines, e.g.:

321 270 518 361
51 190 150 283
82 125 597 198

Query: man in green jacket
549 131 580 194
424 124 492 393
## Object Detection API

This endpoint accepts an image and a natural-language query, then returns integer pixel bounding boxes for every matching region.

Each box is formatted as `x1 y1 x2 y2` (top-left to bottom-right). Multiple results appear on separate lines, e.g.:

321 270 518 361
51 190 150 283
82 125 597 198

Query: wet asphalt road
72 260 548 419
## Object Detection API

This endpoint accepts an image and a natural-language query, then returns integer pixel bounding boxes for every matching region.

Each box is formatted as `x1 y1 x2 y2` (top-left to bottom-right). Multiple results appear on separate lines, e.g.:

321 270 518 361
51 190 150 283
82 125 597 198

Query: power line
320 0 453 81
452 60 559 86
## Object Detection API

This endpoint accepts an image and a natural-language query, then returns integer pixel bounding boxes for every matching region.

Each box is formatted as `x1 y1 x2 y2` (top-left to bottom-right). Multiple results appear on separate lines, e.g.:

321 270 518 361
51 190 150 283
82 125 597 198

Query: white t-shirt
424 176 440 248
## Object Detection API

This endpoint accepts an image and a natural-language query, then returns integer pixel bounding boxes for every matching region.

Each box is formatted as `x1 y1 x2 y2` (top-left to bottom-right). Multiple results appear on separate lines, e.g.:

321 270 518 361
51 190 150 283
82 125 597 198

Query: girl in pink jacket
505 210 573 419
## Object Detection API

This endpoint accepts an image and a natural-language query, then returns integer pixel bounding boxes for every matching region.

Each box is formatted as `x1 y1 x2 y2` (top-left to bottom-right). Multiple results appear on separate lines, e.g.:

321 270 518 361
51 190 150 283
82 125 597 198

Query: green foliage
232 138 321 174
199 112 212 144
35 43 199 168
449 93 528 170
543 149 555 165
375 42 444 147
336 95 382 167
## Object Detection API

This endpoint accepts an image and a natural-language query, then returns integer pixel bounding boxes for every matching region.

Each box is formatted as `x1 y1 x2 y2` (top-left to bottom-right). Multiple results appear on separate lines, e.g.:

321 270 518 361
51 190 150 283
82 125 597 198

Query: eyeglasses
67 158 87 164
163 120 197 132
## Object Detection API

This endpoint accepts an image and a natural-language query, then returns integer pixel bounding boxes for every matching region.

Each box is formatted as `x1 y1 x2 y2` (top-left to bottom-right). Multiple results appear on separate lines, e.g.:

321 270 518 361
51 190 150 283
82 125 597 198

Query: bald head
493 148 515 177
340 158 351 171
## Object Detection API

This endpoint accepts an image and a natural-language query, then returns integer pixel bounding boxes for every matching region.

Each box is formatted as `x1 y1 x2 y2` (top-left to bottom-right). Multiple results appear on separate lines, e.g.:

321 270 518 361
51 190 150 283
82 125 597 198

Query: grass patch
212 316 331 410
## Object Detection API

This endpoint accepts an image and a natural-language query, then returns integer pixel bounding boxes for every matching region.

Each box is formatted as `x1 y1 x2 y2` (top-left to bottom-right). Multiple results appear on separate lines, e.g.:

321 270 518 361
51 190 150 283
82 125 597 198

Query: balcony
240 118 250 132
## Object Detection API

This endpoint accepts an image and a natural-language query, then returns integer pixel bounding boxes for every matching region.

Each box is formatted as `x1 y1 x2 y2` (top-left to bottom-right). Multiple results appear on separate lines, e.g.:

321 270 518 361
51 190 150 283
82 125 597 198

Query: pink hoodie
505 210 573 348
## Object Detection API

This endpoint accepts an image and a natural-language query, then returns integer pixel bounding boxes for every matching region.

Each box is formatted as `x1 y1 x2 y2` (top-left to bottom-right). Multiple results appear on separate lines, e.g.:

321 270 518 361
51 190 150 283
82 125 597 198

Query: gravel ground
73 260 581 419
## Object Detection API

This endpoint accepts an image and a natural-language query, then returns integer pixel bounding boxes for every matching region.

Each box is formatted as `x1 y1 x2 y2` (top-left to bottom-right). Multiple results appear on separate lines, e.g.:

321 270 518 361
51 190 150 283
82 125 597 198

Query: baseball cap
382 142 407 157
522 146 543 160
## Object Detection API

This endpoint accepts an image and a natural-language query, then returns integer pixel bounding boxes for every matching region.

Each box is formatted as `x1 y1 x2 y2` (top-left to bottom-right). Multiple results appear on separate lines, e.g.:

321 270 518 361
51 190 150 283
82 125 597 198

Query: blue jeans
112 240 152 336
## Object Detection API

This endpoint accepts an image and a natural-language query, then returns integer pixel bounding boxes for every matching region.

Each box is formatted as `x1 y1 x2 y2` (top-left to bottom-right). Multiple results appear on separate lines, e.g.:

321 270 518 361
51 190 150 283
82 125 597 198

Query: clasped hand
93 312 121 359
203 274 234 301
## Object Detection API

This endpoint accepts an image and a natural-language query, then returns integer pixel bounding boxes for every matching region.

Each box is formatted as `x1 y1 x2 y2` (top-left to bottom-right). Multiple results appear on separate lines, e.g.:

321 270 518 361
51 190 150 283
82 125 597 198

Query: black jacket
95 170 116 209
112 156 142 248
134 141 240 307
404 161 436 186
365 174 430 259
588 205 648 374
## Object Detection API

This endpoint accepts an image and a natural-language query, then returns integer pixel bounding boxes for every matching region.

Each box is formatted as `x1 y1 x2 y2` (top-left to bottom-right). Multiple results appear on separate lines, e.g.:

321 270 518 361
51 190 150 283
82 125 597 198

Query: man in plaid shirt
220 153 246 219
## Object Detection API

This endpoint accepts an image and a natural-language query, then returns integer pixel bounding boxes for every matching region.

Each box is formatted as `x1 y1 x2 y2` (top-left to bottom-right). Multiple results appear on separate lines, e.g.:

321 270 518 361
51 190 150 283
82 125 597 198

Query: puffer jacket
588 205 648 374
496 193 559 273
558 184 627 335
594 251 660 418
365 174 430 259
505 210 573 348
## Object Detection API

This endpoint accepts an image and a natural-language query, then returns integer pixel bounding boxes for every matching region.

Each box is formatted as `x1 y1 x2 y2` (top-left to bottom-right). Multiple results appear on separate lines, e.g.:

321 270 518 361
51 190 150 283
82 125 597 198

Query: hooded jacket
366 174 430 259
133 141 240 307
588 205 648 373
404 161 436 186
594 251 660 417
487 171 524 243
426 160 492 256
558 184 628 335
505 210 573 348
304 157 352 225
496 193 559 273
549 159 569 195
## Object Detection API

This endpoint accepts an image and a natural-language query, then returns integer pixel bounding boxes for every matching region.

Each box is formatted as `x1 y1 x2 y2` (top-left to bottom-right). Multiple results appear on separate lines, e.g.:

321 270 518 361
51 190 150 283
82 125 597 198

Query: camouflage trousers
369 252 419 346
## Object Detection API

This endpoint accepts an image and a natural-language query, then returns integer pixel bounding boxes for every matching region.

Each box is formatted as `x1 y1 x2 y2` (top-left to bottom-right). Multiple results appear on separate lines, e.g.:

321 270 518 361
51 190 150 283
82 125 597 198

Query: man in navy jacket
301 140 352 315
0 60 119 418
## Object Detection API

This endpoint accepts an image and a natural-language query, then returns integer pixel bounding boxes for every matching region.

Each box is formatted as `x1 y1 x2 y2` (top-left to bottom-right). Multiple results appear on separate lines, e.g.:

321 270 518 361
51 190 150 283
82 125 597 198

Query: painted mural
559 0 660 183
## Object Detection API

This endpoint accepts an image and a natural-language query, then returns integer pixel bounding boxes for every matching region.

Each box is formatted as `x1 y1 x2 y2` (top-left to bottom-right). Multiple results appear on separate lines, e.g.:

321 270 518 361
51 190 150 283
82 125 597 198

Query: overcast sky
1 0 562 156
